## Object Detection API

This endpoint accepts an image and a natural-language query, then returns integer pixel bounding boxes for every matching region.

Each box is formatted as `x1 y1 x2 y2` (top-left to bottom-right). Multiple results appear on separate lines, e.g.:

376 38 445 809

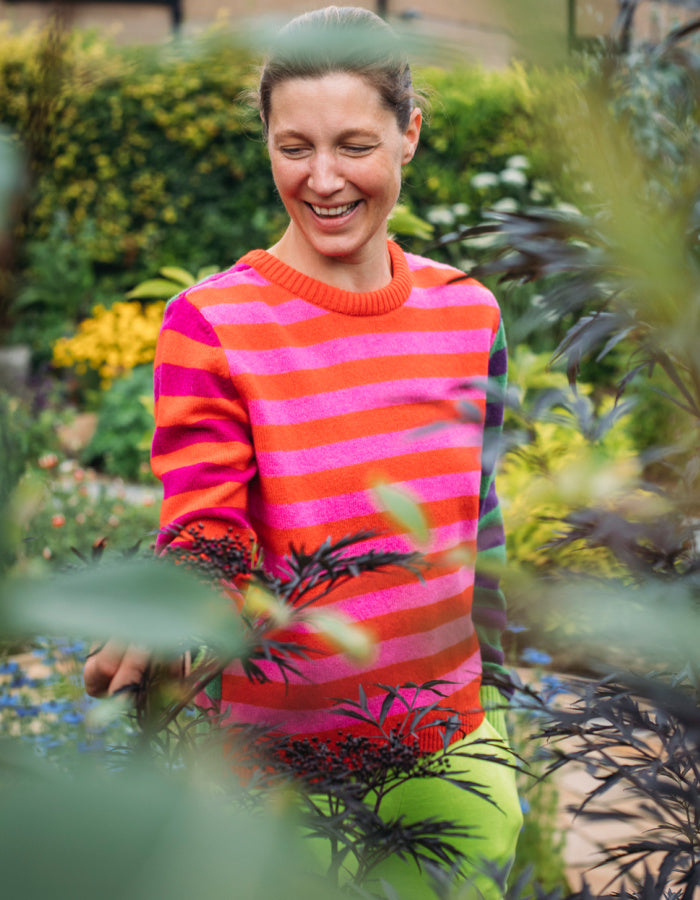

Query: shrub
82 364 156 482
52 300 165 388
0 22 545 335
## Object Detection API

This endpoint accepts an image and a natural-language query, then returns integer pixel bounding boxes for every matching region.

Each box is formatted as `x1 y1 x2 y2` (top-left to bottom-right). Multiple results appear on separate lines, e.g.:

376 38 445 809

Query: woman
85 7 521 895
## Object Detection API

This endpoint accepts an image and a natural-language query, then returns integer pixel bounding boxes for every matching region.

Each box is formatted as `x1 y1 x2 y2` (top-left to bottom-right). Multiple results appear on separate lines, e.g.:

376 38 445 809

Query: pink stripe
225 329 492 376
406 283 498 310
250 531 417 575
340 569 474 623
225 614 477 689
214 650 482 733
429 521 479 550
193 265 270 291
248 377 483 426
249 471 481 529
204 298 328 327
404 252 457 274
257 424 481 476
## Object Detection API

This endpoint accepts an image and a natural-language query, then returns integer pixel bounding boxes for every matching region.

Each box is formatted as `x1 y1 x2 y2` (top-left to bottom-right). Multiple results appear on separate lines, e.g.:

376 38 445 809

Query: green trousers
305 716 523 900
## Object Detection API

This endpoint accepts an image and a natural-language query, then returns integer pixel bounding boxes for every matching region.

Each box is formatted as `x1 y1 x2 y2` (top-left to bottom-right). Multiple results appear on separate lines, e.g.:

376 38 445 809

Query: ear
401 107 422 165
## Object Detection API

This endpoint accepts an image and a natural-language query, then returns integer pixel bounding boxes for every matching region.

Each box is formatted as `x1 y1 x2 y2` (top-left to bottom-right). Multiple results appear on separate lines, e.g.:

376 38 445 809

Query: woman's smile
307 200 362 219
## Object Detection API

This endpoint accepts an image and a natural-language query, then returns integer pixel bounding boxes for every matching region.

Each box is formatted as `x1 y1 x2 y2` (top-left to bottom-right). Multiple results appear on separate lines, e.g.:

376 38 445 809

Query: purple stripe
472 607 507 630
225 329 492 376
488 346 508 377
152 418 250 457
484 402 504 429
154 363 233 401
162 461 255 499
248 377 482 426
479 483 500 516
162 299 221 347
476 522 505 553
205 298 328 327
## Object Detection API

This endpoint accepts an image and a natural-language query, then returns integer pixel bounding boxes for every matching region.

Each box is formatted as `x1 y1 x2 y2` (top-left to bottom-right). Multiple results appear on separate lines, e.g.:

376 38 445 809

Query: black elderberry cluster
163 523 257 584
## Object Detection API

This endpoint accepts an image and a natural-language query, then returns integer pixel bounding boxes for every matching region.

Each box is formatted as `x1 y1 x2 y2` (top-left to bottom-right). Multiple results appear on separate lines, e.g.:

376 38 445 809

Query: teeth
310 202 358 217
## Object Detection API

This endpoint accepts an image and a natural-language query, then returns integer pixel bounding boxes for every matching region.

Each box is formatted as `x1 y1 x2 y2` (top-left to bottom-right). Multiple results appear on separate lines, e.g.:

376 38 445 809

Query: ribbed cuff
479 683 509 742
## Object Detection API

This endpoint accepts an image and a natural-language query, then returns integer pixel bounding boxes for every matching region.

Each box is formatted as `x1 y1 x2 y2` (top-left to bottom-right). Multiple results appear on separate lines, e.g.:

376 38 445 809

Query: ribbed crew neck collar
239 241 412 316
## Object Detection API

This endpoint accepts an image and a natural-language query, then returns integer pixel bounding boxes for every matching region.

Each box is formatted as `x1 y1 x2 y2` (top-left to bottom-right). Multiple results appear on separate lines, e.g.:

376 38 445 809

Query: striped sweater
151 240 508 753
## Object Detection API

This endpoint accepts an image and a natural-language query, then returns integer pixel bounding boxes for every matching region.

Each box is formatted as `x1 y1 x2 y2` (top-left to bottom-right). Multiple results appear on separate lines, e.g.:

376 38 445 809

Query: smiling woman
83 6 521 896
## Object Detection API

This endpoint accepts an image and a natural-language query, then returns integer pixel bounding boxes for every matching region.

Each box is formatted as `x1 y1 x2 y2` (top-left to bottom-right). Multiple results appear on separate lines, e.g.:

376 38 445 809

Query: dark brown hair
258 6 419 134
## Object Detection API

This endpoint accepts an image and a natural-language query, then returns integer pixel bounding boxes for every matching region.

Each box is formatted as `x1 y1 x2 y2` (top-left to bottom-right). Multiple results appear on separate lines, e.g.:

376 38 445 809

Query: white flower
463 233 501 250
555 201 582 217
451 202 470 217
426 206 455 226
471 172 499 190
506 154 529 170
500 168 528 188
491 197 519 213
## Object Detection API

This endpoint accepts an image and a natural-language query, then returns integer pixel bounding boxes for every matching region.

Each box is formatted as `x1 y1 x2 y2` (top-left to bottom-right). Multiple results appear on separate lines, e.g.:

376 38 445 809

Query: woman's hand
83 641 149 697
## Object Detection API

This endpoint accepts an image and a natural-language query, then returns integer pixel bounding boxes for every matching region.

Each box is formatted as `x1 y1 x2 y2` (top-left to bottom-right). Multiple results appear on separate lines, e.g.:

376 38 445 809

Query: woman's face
266 72 421 275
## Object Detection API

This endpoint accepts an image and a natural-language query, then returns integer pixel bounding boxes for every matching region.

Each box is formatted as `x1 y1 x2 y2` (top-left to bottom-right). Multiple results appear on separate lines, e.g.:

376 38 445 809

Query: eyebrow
274 128 381 142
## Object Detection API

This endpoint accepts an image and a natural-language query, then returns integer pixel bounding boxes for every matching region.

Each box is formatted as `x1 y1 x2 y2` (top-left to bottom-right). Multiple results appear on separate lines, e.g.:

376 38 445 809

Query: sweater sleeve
474 318 510 719
151 293 257 552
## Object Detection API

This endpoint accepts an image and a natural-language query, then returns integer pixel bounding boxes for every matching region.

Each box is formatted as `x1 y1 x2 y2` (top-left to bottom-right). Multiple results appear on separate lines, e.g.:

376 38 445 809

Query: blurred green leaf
0 741 337 900
305 609 374 665
389 203 434 241
0 558 244 654
158 266 196 287
372 482 430 545
126 278 181 300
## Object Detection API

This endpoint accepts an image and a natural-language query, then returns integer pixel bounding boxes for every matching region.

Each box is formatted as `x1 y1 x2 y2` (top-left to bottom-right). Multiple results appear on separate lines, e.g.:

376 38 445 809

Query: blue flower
506 623 528 634
539 674 569 700
519 796 531 815
40 699 69 714
15 705 40 718
520 647 552 667
0 660 19 675
61 710 84 725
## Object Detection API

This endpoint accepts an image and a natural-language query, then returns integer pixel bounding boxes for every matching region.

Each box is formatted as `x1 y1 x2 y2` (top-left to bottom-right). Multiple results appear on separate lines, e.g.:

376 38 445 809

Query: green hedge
0 23 539 316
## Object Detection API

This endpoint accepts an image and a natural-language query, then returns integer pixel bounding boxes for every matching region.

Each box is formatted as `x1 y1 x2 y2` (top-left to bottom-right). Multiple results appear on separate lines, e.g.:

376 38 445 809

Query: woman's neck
267 226 393 294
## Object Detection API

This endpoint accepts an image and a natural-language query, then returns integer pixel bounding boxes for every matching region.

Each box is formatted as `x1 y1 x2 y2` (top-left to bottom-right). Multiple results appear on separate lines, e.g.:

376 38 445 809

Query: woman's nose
307 153 344 196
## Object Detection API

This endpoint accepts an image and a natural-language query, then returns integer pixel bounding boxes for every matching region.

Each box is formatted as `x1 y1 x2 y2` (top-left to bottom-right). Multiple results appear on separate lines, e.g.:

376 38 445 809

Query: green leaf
0 743 339 900
126 279 181 300
196 265 221 281
388 203 434 241
305 609 374 665
159 266 196 287
372 481 430 545
0 558 244 655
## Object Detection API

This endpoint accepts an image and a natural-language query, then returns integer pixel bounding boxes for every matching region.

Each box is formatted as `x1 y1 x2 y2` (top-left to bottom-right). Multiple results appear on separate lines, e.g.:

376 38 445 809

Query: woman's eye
343 145 373 154
280 147 308 157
